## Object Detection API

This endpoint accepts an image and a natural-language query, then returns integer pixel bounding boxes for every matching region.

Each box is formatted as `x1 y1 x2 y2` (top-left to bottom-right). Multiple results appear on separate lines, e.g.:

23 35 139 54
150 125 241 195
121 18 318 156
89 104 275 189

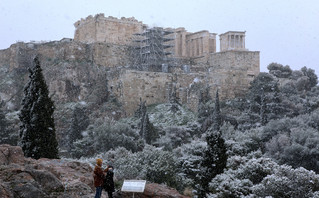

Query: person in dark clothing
103 165 115 198
94 158 105 198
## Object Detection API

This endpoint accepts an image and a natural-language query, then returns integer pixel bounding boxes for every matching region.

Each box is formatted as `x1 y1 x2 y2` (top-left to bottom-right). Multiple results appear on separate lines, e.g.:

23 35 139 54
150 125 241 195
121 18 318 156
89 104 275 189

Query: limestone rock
0 144 24 165
0 144 188 198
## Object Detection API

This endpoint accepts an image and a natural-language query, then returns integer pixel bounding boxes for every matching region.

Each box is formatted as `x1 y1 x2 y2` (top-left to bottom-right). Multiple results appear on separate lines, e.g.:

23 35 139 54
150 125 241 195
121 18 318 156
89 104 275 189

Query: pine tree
19 56 59 159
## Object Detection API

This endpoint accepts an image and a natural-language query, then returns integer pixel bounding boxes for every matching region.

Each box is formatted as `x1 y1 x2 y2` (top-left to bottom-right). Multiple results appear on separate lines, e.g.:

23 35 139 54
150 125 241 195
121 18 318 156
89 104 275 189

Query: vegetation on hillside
1 62 318 197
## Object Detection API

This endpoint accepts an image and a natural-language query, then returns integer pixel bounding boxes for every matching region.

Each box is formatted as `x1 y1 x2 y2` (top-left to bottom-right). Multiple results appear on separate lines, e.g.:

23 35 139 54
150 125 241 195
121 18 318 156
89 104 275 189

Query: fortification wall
108 69 207 114
209 50 260 98
74 14 145 45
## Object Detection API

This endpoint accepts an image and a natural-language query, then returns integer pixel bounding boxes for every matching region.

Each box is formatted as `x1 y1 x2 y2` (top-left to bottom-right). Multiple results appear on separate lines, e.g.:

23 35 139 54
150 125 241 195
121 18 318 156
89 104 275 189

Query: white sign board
121 180 146 193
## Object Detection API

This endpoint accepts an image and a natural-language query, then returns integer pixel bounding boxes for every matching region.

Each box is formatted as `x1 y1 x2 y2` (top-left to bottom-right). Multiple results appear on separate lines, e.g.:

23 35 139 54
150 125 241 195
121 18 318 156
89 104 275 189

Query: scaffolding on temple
130 27 176 72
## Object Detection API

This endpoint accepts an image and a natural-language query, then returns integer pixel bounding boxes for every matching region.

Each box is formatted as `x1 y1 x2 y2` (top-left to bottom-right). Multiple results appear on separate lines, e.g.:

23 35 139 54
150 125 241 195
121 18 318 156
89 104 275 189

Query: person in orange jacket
94 158 105 198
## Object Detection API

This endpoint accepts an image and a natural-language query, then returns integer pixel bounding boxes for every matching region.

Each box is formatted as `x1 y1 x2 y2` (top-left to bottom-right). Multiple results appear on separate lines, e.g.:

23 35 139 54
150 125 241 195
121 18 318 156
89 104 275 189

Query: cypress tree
260 89 267 125
213 90 221 131
197 85 213 124
196 89 227 197
135 98 146 118
0 100 9 144
142 113 158 144
170 83 179 112
68 106 90 151
19 56 59 159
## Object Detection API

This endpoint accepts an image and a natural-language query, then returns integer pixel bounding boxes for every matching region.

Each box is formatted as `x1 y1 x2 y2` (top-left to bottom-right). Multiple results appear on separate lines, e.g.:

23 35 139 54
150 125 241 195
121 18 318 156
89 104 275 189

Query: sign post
121 180 147 198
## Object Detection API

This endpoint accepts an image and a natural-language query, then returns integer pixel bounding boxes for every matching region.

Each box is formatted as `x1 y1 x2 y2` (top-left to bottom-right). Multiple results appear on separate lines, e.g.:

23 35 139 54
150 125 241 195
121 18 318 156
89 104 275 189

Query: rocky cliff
0 144 189 198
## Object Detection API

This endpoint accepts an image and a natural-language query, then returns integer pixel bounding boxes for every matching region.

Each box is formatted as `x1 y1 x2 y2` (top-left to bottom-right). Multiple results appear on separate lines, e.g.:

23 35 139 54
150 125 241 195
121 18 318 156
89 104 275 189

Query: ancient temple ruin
72 13 260 113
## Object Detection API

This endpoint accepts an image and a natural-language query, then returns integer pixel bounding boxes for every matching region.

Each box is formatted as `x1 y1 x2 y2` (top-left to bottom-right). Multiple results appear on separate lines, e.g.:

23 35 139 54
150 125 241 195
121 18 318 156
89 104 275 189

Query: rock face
0 144 189 198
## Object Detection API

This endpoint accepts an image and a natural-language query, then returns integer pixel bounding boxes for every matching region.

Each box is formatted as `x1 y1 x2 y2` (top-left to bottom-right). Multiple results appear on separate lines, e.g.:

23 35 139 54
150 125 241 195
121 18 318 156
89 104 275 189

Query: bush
72 121 142 158
209 155 319 198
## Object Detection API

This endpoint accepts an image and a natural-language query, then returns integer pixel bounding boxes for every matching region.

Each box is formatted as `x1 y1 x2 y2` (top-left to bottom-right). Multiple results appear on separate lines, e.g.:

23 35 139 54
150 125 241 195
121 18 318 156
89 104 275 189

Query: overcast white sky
0 0 318 75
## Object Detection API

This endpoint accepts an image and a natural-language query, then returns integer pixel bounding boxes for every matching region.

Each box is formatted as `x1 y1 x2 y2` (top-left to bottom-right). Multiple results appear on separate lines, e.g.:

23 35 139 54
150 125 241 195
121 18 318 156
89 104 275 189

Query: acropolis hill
0 14 260 117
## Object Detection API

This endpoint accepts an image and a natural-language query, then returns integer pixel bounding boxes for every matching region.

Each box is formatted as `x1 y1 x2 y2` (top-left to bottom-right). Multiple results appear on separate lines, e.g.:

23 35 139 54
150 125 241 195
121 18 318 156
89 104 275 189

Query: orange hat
96 158 103 166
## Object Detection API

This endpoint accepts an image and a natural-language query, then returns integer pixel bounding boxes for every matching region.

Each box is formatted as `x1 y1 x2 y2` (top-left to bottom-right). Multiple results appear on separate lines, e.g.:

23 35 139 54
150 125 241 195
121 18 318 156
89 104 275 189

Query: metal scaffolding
131 27 175 71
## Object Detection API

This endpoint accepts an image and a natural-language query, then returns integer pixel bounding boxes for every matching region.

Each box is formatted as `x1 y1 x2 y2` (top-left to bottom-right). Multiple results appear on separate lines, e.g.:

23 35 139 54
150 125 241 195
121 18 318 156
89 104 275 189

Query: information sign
121 180 146 193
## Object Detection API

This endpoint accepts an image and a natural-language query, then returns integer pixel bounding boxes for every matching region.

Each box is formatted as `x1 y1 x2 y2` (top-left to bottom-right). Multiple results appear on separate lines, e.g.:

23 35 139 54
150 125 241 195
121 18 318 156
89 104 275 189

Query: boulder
0 144 189 198
0 144 24 165
0 182 14 198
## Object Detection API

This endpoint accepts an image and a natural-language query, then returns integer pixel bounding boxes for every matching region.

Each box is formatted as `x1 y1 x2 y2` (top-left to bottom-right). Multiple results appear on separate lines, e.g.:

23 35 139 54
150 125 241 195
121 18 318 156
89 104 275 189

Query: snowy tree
267 62 292 78
197 84 213 123
68 105 90 152
134 98 146 119
0 100 9 144
19 56 59 159
140 112 158 144
134 99 158 144
196 90 226 197
95 74 110 104
177 140 207 189
260 89 267 126
196 126 227 197
73 121 142 158
213 90 222 131
170 82 179 113
209 154 319 198
301 66 318 89
114 146 180 189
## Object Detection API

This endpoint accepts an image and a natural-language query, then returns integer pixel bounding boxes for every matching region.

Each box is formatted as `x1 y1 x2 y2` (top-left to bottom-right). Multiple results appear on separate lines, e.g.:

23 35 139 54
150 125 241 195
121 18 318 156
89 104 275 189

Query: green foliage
197 127 227 197
107 146 180 189
209 154 319 198
301 66 318 89
155 126 195 151
141 113 158 144
147 103 197 128
175 140 207 189
72 120 142 158
0 100 10 144
134 98 146 118
264 111 319 173
197 85 213 124
134 99 159 144
170 83 179 113
19 56 59 159
213 90 222 131
267 62 292 78
68 105 90 152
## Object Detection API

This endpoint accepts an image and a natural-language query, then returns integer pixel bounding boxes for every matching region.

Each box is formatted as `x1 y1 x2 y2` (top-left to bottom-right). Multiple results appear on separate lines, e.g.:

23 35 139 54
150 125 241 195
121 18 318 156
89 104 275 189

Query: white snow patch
79 101 87 105
193 77 200 83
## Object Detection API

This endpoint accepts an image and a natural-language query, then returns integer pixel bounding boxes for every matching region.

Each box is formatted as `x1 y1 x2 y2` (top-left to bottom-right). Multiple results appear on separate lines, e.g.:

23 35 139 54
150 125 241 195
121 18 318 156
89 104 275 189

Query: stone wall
0 40 259 116
209 50 260 98
109 69 208 114
74 14 145 45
